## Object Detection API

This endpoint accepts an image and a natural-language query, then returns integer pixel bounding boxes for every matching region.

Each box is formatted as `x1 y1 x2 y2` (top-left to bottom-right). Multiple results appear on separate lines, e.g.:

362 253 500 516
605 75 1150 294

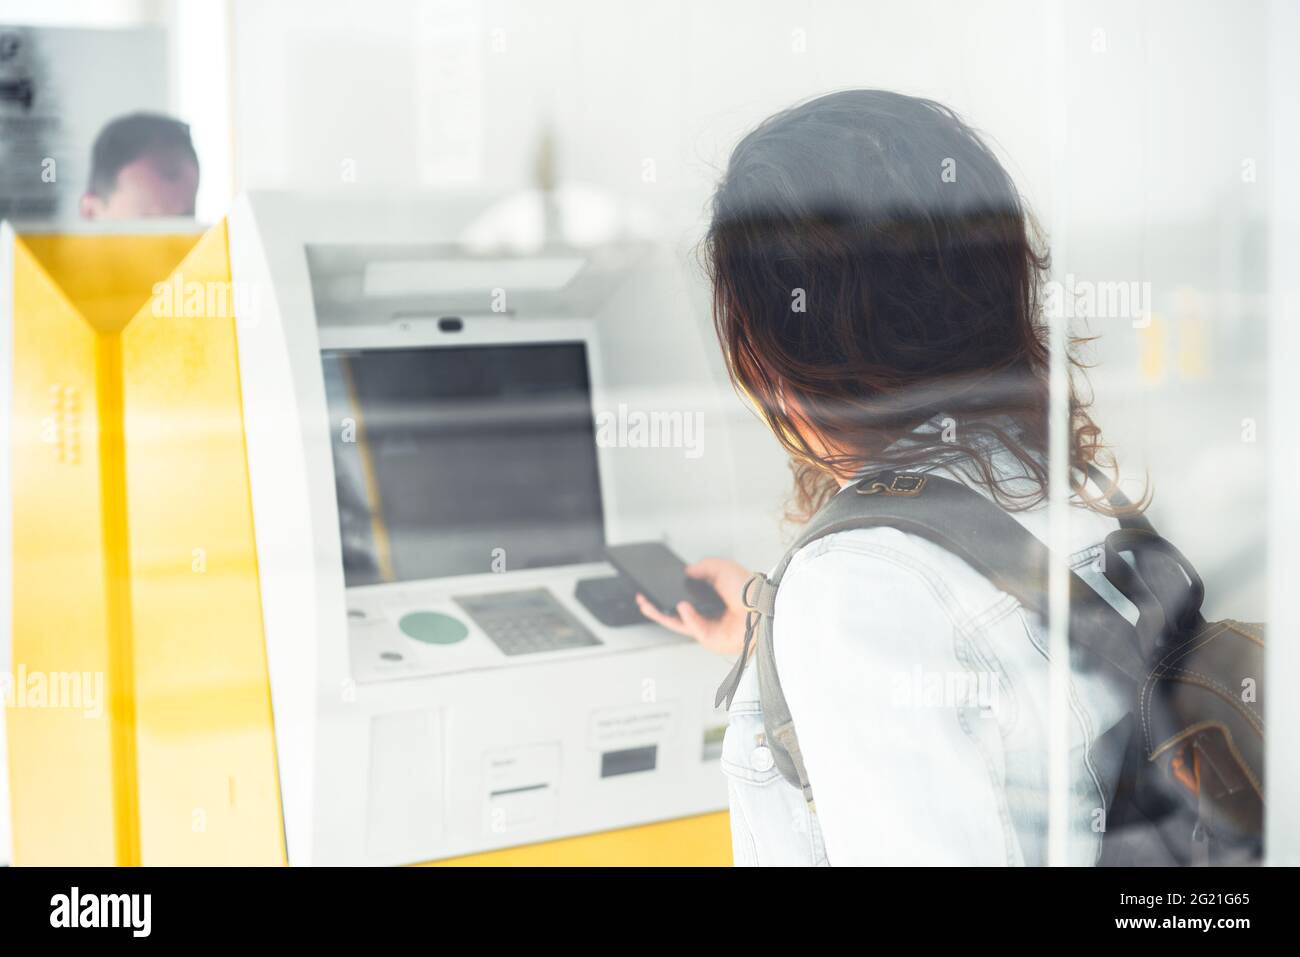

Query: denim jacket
723 449 1136 866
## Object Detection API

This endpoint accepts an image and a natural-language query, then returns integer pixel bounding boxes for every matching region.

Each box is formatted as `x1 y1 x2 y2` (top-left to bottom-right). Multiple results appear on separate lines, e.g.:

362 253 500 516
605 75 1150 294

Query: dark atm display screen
322 342 606 586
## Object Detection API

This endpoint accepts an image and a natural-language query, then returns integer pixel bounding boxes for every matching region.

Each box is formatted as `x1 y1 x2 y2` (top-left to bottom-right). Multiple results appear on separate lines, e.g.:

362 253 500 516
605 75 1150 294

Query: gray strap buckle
741 571 776 616
856 473 927 496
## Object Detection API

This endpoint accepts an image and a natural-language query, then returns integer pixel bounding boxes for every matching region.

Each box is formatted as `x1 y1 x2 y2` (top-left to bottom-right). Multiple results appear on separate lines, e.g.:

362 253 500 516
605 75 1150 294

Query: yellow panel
7 238 119 865
7 226 284 866
19 234 198 336
119 221 286 865
430 812 733 867
1137 313 1167 384
1178 316 1208 381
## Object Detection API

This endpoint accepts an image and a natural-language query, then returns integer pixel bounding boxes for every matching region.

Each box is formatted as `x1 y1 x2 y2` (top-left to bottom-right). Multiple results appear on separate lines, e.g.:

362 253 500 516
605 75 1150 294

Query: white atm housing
228 191 735 865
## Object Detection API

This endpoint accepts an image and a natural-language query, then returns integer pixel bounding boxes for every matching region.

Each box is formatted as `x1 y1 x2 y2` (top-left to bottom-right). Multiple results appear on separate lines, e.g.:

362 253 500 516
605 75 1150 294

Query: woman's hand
634 557 754 656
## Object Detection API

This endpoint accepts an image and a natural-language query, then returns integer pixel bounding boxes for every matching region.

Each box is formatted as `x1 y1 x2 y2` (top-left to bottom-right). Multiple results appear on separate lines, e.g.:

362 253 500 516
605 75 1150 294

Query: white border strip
1266 0 1300 866
1044 0 1072 868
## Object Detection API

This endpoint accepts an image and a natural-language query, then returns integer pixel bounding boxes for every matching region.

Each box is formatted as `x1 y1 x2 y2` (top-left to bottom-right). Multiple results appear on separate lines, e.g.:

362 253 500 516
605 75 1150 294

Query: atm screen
322 342 606 586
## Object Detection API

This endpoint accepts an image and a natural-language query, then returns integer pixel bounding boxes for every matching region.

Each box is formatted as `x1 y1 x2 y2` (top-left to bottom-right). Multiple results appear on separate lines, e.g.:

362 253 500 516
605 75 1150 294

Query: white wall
169 0 234 223
232 0 1059 208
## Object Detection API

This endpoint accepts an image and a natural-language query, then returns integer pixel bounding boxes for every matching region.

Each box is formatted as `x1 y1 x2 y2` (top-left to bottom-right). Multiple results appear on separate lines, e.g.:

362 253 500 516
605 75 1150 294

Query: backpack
714 468 1264 866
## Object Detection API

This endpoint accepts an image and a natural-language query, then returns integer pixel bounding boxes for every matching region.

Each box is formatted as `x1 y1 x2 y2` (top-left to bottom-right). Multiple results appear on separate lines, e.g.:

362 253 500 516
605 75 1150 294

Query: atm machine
232 190 737 865
1 190 747 866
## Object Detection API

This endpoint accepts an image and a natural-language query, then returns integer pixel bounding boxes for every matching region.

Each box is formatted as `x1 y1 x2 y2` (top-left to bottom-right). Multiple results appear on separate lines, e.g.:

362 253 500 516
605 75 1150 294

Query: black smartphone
605 542 727 620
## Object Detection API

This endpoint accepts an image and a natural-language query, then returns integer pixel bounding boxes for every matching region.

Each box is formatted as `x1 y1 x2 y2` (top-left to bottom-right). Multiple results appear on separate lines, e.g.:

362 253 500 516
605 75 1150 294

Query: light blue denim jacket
723 448 1136 866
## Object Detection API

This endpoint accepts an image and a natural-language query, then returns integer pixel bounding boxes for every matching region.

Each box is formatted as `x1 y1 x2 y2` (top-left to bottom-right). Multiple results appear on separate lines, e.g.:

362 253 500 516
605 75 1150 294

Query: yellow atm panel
4 224 283 866
117 223 285 865
435 812 731 867
7 235 122 866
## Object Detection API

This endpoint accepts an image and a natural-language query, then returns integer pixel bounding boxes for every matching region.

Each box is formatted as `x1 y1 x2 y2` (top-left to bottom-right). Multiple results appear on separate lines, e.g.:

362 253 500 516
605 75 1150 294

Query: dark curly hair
704 89 1132 521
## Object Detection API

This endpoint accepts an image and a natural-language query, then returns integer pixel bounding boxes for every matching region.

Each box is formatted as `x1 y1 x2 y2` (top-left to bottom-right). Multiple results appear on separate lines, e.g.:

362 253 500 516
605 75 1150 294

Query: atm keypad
453 588 602 656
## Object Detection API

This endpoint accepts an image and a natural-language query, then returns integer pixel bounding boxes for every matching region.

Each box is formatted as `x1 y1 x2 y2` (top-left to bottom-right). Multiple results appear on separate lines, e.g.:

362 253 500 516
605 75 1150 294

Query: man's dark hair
86 112 198 197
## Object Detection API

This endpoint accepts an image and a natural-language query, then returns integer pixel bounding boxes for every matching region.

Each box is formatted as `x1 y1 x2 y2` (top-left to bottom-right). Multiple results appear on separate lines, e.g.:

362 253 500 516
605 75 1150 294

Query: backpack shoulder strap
714 469 1149 802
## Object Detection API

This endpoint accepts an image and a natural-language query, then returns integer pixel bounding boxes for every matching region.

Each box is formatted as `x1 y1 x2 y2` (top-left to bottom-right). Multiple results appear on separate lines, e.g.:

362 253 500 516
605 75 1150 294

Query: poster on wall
0 24 168 223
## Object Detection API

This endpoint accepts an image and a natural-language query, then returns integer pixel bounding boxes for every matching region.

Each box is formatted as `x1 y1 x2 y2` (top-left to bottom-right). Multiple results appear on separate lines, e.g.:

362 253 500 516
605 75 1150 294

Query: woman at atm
635 89 1138 866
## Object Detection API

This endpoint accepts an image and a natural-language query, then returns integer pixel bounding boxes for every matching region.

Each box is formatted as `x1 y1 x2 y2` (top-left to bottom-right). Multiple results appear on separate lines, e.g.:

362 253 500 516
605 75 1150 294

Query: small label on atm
587 702 677 751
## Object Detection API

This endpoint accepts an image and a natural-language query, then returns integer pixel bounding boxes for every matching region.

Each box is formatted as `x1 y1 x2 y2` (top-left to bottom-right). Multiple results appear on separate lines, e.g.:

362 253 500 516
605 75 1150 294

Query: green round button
399 611 469 645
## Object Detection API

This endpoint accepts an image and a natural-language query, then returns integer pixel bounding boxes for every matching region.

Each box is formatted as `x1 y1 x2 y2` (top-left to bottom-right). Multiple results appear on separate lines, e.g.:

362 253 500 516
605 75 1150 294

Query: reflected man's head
80 112 199 220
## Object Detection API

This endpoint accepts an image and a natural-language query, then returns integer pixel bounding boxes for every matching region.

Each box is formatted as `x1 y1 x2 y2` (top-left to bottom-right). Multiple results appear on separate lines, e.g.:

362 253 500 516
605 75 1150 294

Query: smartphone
605 542 727 621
